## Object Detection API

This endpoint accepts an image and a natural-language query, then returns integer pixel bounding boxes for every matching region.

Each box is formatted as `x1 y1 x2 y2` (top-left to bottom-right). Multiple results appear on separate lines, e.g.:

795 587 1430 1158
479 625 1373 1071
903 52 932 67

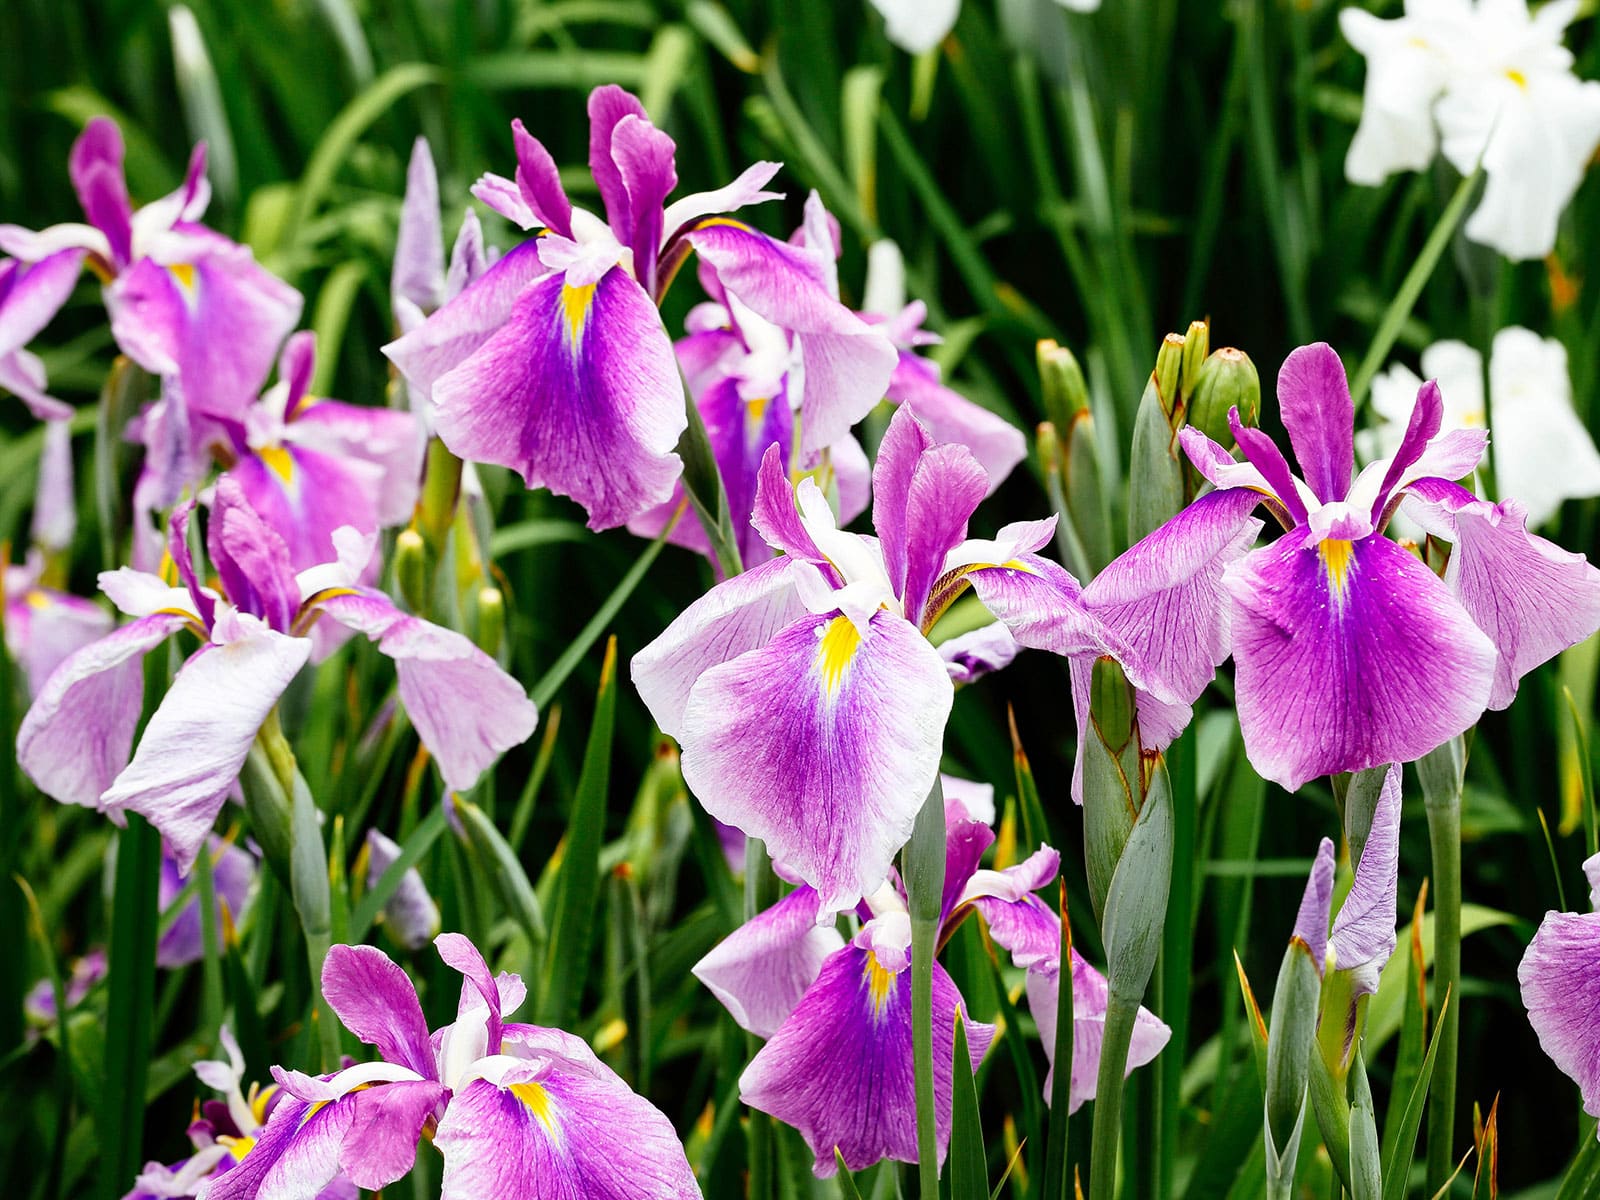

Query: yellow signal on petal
169 262 198 291
511 1081 559 1133
817 615 862 697
257 444 295 485
746 396 770 424
1506 68 1528 90
560 282 597 343
863 951 897 1019
1320 538 1355 601
216 1133 257 1159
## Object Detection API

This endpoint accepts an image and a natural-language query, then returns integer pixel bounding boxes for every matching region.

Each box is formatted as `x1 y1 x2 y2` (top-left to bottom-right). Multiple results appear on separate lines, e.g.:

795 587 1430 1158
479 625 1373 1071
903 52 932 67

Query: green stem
1089 991 1140 1200
744 837 778 1200
1422 756 1463 1195
195 838 225 1045
905 778 947 1196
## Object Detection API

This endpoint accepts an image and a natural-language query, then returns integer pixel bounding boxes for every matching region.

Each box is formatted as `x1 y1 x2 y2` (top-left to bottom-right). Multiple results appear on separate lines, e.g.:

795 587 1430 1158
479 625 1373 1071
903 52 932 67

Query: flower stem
1420 740 1464 1195
1089 991 1139 1200
905 777 947 1196
744 837 777 1200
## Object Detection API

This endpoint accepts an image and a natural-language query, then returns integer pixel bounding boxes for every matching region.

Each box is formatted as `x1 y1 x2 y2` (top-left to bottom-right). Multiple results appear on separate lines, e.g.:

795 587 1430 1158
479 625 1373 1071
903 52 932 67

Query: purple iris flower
0 250 85 420
157 836 256 969
364 827 441 952
627 195 873 570
635 404 1258 911
384 85 895 531
694 791 1165 1173
0 118 301 421
1176 342 1600 790
15 477 537 871
201 932 699 1200
391 137 494 342
127 1026 356 1200
1520 852 1600 1137
24 947 106 1029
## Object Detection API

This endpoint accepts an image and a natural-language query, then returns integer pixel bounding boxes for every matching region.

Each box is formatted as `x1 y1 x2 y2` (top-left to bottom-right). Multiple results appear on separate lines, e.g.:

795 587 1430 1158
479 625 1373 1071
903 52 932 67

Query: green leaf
834 1150 866 1200
903 778 947 1200
1347 1050 1382 1200
540 636 619 1026
455 795 548 964
1380 989 1452 1200
949 1011 988 1199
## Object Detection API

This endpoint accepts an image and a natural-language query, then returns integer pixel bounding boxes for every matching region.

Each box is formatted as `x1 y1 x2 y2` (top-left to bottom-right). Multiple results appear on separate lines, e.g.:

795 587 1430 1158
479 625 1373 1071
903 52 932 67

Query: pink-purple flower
1520 852 1600 1138
0 249 84 420
1177 341 1600 790
16 478 536 871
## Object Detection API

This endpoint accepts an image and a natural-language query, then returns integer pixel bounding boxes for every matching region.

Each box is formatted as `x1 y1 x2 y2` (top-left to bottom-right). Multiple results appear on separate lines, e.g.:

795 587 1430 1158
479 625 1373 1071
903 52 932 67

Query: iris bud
1188 347 1261 449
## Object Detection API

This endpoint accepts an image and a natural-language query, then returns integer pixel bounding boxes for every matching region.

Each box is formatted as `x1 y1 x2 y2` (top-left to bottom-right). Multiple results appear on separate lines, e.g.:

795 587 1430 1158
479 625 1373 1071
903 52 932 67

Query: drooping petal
957 551 1108 661
692 884 845 1037
678 609 952 914
961 847 1064 969
1294 838 1336 970
868 0 960 54
16 611 190 808
1224 531 1497 791
1329 764 1401 996
0 248 85 359
1027 950 1171 1112
5 582 112 700
101 608 310 873
427 265 684 530
106 234 302 422
1520 909 1600 1129
1404 480 1600 710
739 944 993 1176
314 591 536 791
688 220 896 455
630 554 808 739
157 836 256 969
319 943 436 1080
393 138 444 315
937 620 1020 685
432 1037 700 1200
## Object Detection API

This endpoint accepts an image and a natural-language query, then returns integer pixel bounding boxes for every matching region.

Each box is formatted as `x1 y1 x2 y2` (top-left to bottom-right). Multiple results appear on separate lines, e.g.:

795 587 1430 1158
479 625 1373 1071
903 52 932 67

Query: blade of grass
950 1012 988 1198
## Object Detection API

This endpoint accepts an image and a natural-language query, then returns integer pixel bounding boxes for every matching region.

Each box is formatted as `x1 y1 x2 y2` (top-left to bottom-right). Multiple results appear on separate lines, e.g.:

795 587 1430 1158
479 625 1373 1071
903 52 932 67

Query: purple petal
1 347 73 421
167 499 216 629
70 119 133 266
315 592 537 792
511 120 573 239
938 620 1020 685
16 612 189 808
941 809 997 923
609 114 677 295
1329 764 1400 994
157 836 255 968
748 442 830 565
470 172 536 230
889 353 1027 494
106 235 302 421
229 447 380 583
435 931 508 1047
692 884 845 1037
31 420 75 551
688 220 896 454
1277 342 1355 505
1231 416 1311 525
208 476 301 633
393 138 444 314
1225 532 1497 791
287 399 424 529
320 943 436 1079
872 404 988 623
660 161 784 244
958 551 1107 660
5 584 111 700
1083 487 1264 702
428 265 684 530
1294 838 1336 969
587 86 652 242
741 945 993 1176
444 209 489 300
332 1081 446 1190
679 609 952 914
432 1037 700 1200
102 610 310 873
1367 378 1443 522
1520 910 1600 1127
1407 482 1600 710
630 554 808 739
1028 950 1171 1112
0 249 85 358
366 829 440 952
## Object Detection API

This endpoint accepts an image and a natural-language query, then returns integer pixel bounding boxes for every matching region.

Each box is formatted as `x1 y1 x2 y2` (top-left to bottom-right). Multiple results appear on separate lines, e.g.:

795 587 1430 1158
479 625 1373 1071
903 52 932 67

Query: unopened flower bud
1037 339 1091 432
419 437 464 553
1153 333 1186 422
396 528 428 615
1187 347 1261 448
475 586 505 659
1180 319 1210 406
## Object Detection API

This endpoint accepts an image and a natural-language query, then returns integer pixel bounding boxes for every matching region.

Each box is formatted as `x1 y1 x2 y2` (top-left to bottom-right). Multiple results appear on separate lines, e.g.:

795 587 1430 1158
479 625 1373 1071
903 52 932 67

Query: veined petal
428 265 684 530
938 620 1020 685
958 552 1107 660
1294 838 1336 970
1224 532 1496 791
1329 764 1401 995
587 86 652 244
106 236 302 422
209 476 301 632
0 249 85 358
739 945 993 1176
679 609 952 914
1405 480 1600 709
511 120 573 239
288 397 424 528
432 1037 699 1200
688 219 896 454
660 161 783 244
1027 951 1171 1112
1520 909 1600 1129
5 584 111 700
631 554 808 739
102 610 310 873
889 352 1027 494
366 829 441 952
608 113 676 295
692 884 845 1037
315 592 537 792
393 138 444 314
16 612 190 808
320 944 436 1080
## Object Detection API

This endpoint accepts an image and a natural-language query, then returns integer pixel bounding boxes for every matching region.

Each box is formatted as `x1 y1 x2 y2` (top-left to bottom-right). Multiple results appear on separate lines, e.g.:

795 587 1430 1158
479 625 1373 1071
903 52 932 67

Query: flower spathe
15 478 536 871
0 117 301 417
198 933 699 1200
1176 341 1600 791
633 404 1104 913
1367 327 1600 530
1520 853 1600 1136
1340 0 1600 260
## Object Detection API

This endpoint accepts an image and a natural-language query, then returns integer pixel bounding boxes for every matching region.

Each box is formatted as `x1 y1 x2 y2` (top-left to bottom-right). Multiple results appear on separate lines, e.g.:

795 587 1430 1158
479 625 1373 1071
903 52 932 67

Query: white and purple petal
692 884 845 1038
1520 909 1600 1131
1027 950 1171 1112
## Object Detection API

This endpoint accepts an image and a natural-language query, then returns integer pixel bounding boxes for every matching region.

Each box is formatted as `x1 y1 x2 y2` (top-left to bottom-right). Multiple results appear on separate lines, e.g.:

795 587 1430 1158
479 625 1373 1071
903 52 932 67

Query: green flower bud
1187 347 1261 449
1037 338 1091 432
1180 319 1210 406
475 586 505 660
396 528 428 616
